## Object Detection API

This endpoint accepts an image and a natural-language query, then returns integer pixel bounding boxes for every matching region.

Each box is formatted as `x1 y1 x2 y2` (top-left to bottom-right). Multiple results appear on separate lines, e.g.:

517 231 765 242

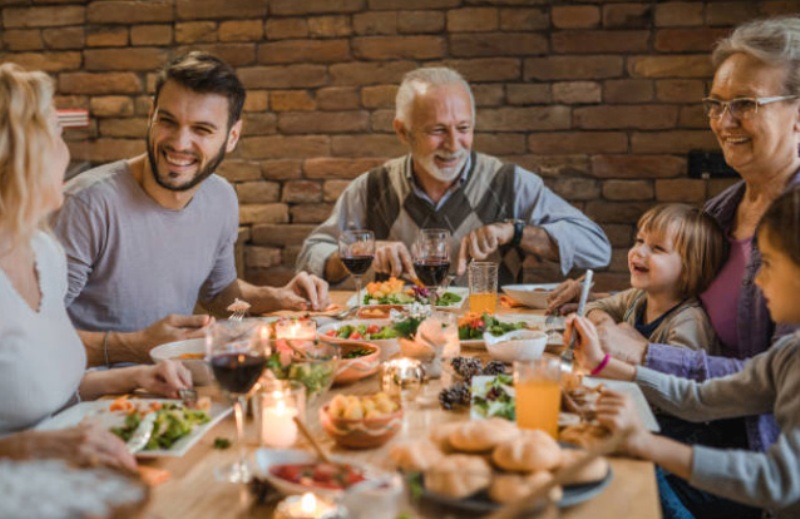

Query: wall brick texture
4 1 790 291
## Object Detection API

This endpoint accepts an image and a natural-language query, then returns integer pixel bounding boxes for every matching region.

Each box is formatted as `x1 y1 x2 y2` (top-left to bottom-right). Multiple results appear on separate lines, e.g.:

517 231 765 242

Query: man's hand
597 321 648 365
456 223 513 275
137 314 213 353
373 241 415 278
276 271 330 311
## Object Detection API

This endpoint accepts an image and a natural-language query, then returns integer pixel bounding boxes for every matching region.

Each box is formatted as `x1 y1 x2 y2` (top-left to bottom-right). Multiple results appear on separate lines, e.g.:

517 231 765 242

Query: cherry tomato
325 329 336 337
349 332 363 340
366 324 380 335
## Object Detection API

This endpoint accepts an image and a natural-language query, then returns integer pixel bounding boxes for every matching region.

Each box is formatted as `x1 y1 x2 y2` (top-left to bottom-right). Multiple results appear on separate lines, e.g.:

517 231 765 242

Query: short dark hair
758 186 800 266
154 51 245 127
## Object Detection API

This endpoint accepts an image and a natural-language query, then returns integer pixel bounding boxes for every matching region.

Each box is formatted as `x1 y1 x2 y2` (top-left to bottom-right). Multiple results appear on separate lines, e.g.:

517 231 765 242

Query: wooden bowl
334 341 381 384
319 403 403 449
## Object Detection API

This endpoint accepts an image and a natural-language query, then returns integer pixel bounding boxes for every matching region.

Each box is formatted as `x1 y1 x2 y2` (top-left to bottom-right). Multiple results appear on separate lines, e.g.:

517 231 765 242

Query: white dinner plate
583 377 660 432
348 286 469 309
35 399 232 457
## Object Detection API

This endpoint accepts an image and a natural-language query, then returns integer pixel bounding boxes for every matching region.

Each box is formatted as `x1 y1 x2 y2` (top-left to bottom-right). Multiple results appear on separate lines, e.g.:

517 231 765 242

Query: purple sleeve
645 342 747 382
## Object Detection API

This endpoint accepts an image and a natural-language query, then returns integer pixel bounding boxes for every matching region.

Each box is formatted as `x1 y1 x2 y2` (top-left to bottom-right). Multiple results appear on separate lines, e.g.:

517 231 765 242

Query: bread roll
429 422 462 452
424 454 491 499
492 429 562 472
488 471 563 504
449 418 520 452
559 449 609 485
389 440 444 472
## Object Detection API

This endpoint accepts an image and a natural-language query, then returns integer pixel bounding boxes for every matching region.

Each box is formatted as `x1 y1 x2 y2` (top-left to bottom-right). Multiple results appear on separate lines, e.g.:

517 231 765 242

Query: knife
126 412 156 454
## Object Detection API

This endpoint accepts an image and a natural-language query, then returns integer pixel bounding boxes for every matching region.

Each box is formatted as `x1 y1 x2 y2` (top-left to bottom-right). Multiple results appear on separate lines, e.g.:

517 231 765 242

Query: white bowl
317 319 400 362
149 338 212 386
254 448 400 500
483 329 548 363
502 283 560 309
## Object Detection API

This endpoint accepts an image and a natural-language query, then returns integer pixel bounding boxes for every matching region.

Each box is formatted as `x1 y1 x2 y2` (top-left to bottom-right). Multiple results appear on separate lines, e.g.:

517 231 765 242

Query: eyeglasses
701 95 798 120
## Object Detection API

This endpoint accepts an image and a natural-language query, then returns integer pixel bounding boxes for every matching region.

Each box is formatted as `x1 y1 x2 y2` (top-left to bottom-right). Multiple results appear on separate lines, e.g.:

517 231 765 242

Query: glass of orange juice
468 261 498 314
513 357 562 438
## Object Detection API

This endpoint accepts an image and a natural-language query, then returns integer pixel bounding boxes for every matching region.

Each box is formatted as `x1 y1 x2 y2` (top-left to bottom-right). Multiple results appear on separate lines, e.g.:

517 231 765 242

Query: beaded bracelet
590 353 611 376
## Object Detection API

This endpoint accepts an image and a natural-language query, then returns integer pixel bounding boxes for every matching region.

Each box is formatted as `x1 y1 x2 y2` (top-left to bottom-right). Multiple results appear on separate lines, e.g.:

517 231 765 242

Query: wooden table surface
145 292 661 518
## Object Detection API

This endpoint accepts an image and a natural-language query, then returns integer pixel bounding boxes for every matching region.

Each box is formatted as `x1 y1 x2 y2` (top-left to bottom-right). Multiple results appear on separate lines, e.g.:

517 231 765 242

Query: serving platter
347 286 469 309
460 314 564 350
35 399 231 458
415 465 613 513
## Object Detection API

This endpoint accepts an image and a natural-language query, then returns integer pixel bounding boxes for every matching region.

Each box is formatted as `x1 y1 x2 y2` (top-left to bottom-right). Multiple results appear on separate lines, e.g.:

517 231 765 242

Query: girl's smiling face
628 228 684 299
755 229 800 324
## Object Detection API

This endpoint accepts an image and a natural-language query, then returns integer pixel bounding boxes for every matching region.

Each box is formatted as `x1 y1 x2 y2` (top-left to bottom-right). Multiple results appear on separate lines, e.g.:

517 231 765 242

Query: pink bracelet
590 353 611 376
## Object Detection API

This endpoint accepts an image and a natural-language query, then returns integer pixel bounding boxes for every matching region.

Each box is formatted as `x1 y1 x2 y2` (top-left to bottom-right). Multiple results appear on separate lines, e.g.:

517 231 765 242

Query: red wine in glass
341 255 374 276
211 353 266 395
413 259 451 287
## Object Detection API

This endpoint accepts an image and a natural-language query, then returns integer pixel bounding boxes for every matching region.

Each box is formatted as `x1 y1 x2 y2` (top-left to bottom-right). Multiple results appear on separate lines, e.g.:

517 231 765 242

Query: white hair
394 67 475 128
712 15 800 95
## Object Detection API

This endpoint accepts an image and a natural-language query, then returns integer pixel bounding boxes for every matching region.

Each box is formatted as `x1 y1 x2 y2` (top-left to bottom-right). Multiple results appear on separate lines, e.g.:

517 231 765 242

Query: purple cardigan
644 170 800 452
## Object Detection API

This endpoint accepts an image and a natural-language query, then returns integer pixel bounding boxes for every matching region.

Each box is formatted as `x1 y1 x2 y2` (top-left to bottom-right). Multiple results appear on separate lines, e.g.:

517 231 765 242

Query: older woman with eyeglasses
549 15 800 519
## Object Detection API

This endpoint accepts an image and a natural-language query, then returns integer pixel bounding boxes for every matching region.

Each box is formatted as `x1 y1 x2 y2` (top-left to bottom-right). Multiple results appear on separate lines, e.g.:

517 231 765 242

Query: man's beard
415 149 468 183
146 131 227 192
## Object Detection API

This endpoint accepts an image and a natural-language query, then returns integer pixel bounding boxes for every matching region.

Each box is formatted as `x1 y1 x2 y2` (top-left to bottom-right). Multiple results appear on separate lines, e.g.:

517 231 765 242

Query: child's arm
567 315 637 381
586 309 615 327
595 390 692 479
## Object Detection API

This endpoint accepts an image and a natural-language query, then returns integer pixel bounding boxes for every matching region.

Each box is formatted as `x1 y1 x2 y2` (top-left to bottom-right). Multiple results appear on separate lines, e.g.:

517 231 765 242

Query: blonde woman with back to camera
0 63 191 469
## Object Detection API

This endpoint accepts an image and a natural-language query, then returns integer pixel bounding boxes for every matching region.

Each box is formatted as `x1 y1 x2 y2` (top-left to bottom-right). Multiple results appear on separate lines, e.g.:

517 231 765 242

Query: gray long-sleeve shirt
296 152 611 285
636 332 800 517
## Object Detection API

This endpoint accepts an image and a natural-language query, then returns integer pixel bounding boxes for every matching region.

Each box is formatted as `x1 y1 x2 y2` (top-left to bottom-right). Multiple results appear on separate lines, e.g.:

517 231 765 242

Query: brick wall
2 0 794 291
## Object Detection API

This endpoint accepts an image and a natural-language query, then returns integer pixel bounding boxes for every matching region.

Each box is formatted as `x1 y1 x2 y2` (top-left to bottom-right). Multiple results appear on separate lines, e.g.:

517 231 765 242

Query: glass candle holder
379 358 426 406
254 379 306 448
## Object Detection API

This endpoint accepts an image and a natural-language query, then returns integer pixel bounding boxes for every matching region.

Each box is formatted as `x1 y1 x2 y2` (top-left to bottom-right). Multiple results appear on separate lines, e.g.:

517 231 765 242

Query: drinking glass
513 357 562 439
207 320 265 483
339 230 376 311
468 261 498 315
412 228 452 307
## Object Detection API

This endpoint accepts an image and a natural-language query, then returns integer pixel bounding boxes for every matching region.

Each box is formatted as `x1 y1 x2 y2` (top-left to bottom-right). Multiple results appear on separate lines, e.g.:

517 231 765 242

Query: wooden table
146 292 661 518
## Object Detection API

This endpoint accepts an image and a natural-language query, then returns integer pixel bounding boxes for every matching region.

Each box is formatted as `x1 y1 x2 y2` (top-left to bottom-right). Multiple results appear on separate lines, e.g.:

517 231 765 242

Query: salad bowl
318 319 400 362
483 329 548 363
335 341 381 384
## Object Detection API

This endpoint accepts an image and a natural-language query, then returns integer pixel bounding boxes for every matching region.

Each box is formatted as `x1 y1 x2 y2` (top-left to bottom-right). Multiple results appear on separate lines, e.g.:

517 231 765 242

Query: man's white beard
416 150 468 183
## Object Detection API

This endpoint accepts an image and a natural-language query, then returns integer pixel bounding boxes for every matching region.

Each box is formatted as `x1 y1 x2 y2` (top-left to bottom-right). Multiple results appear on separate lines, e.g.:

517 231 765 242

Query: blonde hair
395 67 475 128
0 63 56 252
637 204 728 298
712 16 800 96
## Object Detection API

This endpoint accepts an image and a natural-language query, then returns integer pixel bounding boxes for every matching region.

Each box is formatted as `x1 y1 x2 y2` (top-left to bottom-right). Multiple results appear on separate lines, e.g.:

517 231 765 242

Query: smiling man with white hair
297 67 611 286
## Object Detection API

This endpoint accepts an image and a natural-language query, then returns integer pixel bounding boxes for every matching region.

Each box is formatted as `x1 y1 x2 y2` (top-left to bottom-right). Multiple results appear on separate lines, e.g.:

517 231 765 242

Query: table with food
33 280 660 518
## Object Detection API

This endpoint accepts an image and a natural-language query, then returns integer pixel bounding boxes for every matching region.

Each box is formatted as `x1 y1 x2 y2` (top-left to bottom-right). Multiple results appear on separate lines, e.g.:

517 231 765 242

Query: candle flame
300 492 316 513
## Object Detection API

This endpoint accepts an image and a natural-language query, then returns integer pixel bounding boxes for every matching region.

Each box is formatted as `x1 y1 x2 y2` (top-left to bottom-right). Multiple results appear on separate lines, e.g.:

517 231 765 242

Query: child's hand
595 390 650 458
565 315 606 371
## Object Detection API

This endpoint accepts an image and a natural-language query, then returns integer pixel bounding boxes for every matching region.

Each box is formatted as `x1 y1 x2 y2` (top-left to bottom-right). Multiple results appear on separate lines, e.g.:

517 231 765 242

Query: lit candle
261 394 298 448
275 319 317 340
260 324 271 355
275 492 340 519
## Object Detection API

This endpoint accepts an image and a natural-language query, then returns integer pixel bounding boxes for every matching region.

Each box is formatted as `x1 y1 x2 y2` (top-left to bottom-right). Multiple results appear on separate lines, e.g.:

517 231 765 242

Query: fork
227 298 251 321
560 269 594 373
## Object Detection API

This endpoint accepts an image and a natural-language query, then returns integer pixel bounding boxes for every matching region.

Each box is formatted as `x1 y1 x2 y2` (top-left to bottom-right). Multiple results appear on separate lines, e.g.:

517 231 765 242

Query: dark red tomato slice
366 324 380 335
348 331 363 340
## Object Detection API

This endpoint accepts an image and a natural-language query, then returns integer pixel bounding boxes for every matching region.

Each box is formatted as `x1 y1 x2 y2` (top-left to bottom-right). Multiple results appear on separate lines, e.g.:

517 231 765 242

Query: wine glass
412 228 452 308
338 230 375 312
207 320 265 483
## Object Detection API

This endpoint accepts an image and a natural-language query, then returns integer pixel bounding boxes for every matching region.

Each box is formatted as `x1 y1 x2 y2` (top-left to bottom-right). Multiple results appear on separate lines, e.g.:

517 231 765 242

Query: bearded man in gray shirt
54 52 329 366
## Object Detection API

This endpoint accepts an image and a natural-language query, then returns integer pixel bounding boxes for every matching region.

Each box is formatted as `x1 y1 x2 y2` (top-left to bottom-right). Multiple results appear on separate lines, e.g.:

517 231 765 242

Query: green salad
458 313 528 340
363 288 462 307
110 403 210 450
471 374 515 421
266 352 336 401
